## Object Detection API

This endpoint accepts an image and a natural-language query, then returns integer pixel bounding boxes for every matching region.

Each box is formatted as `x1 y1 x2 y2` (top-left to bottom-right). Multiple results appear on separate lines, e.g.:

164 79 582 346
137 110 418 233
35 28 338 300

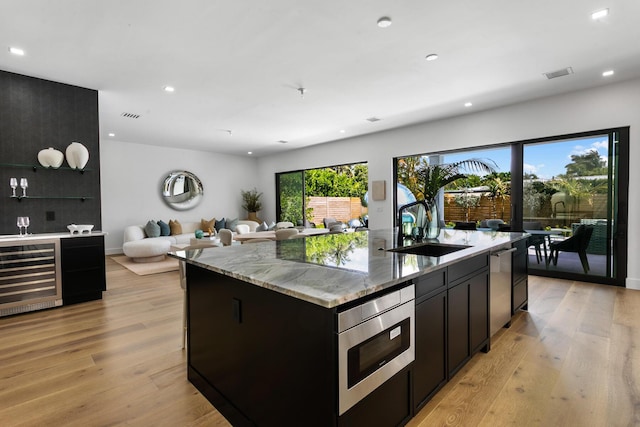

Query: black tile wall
0 70 101 234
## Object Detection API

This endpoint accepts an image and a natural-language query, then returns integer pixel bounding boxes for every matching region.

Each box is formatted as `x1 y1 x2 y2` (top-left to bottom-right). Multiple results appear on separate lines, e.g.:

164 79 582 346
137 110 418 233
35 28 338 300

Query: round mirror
162 171 203 210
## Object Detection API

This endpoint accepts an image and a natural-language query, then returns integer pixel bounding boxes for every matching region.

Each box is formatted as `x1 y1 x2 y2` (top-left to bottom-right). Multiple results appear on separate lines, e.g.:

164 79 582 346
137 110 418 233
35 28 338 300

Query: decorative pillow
157 220 170 236
214 218 226 232
145 220 161 238
256 221 268 232
201 218 216 233
267 221 277 231
169 219 183 235
225 217 238 232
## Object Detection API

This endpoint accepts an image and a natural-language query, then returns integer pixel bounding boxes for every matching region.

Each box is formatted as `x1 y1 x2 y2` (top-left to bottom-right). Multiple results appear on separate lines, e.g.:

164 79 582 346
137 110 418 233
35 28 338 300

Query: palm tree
416 158 496 202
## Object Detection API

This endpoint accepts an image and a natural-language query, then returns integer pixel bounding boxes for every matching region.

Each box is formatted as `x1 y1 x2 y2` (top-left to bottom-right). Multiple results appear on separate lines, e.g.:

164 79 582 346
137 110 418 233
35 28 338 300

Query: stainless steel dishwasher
490 244 516 337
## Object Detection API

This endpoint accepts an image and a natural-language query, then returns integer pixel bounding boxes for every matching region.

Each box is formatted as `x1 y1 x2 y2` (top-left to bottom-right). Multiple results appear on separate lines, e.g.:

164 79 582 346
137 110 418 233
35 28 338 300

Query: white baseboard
105 248 123 256
626 277 640 290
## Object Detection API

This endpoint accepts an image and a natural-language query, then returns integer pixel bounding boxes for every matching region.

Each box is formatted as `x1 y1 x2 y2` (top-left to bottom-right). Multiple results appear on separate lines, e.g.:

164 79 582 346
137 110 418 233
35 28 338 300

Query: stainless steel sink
388 242 470 257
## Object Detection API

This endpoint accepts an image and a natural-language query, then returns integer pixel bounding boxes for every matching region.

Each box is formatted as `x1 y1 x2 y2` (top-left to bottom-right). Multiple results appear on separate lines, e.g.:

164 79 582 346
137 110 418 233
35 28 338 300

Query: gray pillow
145 220 161 238
267 221 276 231
215 218 226 232
225 217 238 232
256 221 268 232
157 220 170 236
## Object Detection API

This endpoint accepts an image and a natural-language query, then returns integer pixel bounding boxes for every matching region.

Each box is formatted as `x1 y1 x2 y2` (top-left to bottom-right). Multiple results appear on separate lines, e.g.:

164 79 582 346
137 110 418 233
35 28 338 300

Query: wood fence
307 197 366 225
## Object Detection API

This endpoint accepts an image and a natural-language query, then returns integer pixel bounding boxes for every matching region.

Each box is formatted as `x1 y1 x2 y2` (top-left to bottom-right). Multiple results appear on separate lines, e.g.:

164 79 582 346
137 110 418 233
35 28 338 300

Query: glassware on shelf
19 178 28 197
10 177 18 197
23 216 30 235
17 217 24 236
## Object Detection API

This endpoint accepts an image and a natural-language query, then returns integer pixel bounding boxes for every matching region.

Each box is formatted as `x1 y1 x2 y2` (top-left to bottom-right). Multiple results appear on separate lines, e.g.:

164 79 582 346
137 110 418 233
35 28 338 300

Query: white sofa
122 220 259 262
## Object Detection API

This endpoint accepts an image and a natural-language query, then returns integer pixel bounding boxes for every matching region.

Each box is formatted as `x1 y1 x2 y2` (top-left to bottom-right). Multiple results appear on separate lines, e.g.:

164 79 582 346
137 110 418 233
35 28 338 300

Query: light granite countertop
169 228 529 309
0 231 107 243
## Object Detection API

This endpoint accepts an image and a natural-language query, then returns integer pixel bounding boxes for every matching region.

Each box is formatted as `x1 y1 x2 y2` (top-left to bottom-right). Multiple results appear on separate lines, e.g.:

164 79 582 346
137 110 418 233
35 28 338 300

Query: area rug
111 255 179 276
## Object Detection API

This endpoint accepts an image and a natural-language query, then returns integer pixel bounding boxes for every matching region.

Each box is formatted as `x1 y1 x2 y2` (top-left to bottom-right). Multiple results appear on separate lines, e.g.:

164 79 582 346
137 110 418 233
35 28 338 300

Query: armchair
547 224 594 273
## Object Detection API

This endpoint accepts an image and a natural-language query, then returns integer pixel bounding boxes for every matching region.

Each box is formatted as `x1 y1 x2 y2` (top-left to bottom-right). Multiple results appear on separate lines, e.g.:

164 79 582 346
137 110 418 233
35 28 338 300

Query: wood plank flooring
1 258 638 426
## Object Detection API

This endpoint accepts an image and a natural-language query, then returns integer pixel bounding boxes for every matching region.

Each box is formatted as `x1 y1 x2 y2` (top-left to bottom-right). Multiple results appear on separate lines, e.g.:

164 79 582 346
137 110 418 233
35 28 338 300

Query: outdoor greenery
278 164 368 225
279 173 304 225
564 149 607 177
397 157 497 201
304 164 368 199
397 148 611 222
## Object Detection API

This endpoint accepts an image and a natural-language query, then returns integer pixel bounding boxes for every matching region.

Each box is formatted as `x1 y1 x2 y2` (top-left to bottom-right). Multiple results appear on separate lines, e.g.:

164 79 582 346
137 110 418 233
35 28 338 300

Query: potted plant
415 158 495 237
241 188 263 222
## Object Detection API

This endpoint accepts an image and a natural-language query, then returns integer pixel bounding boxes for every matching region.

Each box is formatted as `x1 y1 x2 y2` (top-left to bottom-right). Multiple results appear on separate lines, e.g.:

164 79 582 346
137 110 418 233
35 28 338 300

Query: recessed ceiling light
464 102 473 107
425 54 439 61
9 47 24 56
377 17 392 28
591 8 609 20
339 129 346 134
163 86 175 92
602 70 614 77
108 133 115 137
248 151 252 155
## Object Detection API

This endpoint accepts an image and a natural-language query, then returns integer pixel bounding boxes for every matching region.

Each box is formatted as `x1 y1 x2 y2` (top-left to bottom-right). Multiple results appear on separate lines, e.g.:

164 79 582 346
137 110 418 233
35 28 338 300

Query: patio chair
454 221 477 230
547 224 594 273
523 221 547 264
323 217 338 229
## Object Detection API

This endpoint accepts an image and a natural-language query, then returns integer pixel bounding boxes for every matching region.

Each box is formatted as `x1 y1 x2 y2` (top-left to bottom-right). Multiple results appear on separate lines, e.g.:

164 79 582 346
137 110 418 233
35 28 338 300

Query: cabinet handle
491 248 517 257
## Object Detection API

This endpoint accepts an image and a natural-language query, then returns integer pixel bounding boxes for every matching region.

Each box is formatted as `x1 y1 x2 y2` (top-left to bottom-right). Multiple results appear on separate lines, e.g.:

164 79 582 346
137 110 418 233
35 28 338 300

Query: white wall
100 141 259 254
256 78 640 289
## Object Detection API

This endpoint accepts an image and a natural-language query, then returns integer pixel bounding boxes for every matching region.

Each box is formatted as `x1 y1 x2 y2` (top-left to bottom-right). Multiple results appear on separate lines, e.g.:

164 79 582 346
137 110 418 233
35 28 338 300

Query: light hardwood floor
1 258 638 426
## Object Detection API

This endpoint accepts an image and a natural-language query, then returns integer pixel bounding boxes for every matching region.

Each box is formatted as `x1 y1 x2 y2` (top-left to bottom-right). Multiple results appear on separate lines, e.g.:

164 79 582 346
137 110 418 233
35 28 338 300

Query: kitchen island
171 228 528 427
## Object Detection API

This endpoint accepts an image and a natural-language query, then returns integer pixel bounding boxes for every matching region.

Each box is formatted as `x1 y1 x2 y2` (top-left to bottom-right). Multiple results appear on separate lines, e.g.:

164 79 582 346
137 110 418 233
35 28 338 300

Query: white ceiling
2 1 639 157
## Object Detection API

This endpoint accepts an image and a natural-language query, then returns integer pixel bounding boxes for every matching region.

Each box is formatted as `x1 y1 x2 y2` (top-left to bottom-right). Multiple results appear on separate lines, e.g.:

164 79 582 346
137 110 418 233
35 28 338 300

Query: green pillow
225 217 238 232
145 220 161 238
157 220 170 236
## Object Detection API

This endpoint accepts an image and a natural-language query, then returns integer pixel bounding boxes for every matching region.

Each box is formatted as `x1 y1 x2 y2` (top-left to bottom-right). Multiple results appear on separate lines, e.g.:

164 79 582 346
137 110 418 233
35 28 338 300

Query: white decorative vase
37 147 64 168
65 142 89 169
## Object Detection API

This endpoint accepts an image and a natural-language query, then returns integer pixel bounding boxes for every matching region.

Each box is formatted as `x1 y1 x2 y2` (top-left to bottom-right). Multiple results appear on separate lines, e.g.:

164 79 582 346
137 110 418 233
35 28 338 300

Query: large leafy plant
241 187 263 212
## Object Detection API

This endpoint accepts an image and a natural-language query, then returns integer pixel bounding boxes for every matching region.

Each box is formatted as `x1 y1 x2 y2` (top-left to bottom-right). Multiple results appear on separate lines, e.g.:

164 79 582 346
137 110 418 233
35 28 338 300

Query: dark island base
189 366 256 427
189 364 414 427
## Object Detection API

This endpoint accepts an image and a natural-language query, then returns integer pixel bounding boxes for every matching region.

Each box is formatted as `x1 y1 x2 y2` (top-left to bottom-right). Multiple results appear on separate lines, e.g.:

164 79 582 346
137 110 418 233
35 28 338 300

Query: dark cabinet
60 235 106 305
512 239 528 313
447 281 470 376
447 253 490 378
469 270 490 353
339 367 412 427
188 265 337 427
413 288 447 411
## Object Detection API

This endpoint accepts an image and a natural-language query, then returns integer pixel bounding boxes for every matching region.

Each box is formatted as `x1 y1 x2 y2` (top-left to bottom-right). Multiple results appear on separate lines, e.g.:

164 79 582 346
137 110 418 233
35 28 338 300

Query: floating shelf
10 196 93 202
0 163 90 173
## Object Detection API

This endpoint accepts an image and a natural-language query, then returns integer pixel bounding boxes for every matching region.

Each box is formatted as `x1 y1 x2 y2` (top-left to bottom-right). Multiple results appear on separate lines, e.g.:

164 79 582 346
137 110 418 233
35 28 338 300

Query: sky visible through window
441 135 608 180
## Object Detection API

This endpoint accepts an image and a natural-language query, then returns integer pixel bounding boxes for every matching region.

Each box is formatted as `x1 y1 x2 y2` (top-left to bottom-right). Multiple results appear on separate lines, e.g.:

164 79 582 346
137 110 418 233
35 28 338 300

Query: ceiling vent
277 140 288 144
543 67 574 80
121 112 141 119
366 117 381 122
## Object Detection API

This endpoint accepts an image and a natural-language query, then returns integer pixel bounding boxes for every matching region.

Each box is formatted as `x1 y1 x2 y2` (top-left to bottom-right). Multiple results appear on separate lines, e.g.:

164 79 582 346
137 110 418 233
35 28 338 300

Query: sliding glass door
521 129 628 285
394 127 628 286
